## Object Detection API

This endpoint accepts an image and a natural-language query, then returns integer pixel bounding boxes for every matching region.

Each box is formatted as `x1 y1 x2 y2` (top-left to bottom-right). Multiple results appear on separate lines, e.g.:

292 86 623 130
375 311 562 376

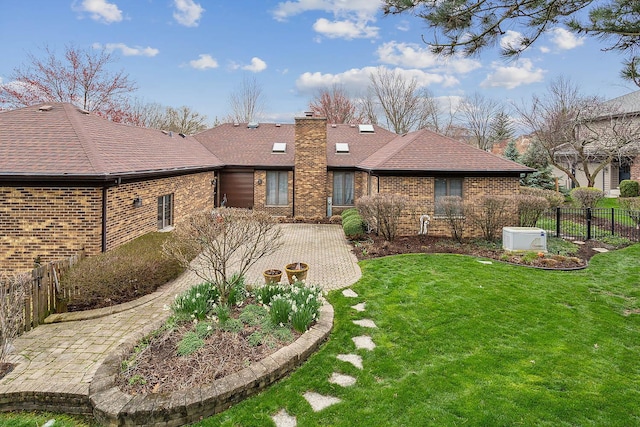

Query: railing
537 207 640 242
21 252 84 334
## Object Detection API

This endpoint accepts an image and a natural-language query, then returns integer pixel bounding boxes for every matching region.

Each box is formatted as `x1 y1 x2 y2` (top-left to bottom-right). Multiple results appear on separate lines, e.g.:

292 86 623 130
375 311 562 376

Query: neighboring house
1 105 532 273
552 90 640 195
0 103 222 273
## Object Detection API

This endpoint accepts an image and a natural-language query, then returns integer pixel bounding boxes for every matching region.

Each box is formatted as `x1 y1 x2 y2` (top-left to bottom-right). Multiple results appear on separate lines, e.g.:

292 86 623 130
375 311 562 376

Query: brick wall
374 175 521 237
253 170 294 217
294 116 327 218
631 156 640 183
105 171 216 250
0 171 216 274
0 187 102 273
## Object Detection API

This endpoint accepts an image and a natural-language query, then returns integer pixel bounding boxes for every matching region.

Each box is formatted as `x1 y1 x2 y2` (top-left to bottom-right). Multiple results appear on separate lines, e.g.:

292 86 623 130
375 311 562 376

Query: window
157 194 173 229
333 171 355 206
434 178 463 215
266 171 288 205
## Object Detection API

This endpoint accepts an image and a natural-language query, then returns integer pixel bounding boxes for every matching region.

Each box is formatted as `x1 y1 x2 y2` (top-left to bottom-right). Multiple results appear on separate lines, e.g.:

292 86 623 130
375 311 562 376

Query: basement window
272 142 287 153
336 143 349 153
358 124 374 134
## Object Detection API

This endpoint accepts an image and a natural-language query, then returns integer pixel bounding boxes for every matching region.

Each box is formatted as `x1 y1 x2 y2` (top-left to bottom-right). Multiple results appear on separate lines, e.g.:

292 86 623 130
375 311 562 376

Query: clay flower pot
263 269 282 285
285 262 309 284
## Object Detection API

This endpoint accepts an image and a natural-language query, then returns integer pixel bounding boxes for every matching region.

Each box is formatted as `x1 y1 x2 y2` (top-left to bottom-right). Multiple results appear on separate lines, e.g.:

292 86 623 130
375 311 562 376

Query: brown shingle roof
358 128 534 174
0 103 222 179
194 122 396 168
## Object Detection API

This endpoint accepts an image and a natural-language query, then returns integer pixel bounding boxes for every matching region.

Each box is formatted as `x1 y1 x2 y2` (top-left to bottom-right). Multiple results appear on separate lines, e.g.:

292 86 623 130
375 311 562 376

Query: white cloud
397 20 410 32
173 0 204 27
313 18 378 39
273 0 381 40
295 66 459 96
481 59 545 89
189 54 218 70
549 28 585 50
242 57 267 72
539 46 551 53
93 42 159 57
73 0 123 23
376 41 481 74
499 30 526 52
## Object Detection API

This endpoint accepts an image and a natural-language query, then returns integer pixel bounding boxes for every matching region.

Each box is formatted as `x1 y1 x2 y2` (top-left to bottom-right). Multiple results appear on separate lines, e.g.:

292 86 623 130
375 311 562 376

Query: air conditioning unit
502 227 547 252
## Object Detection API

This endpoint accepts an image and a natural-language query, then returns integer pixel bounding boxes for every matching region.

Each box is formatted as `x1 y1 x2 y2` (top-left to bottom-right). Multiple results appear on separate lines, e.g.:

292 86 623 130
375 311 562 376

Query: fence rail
21 252 83 334
537 207 640 242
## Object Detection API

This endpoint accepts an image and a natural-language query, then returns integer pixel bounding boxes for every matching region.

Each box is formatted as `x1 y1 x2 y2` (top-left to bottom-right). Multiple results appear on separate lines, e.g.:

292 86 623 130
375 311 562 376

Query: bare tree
357 91 379 126
459 93 502 151
226 76 266 123
309 84 364 124
367 67 435 134
129 101 209 133
517 77 640 187
0 273 27 364
163 208 282 305
0 45 137 122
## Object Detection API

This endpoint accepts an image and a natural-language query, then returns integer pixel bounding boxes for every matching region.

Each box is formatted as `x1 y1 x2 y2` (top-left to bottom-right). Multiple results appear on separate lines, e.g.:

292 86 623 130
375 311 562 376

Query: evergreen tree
503 139 520 162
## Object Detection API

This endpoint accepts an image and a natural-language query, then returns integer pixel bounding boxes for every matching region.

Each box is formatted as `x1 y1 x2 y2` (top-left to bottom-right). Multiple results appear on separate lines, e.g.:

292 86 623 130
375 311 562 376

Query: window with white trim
157 194 173 229
266 171 288 205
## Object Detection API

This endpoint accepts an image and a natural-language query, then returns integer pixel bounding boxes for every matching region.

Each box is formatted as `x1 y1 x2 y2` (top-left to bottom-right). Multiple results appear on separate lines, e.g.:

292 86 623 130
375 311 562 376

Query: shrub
570 187 604 208
62 232 194 311
356 193 411 242
619 197 640 227
435 196 466 242
0 273 28 364
515 195 549 227
342 214 366 239
520 186 564 208
341 208 359 220
465 195 516 241
619 179 640 197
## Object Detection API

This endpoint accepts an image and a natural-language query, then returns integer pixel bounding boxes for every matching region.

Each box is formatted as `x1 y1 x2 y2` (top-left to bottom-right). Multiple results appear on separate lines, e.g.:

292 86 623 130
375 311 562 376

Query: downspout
101 186 108 252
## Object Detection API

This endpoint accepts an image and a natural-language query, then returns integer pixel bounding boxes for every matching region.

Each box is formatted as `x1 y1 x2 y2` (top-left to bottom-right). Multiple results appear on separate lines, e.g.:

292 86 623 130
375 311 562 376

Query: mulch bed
350 234 616 269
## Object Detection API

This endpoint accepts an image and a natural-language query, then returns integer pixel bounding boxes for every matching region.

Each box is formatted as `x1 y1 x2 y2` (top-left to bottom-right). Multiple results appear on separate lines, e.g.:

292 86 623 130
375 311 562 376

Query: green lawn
3 245 640 426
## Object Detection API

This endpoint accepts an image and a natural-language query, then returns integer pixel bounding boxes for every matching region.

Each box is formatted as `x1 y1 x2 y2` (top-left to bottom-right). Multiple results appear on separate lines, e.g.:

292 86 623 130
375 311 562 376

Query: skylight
358 124 374 133
336 143 349 153
272 142 286 153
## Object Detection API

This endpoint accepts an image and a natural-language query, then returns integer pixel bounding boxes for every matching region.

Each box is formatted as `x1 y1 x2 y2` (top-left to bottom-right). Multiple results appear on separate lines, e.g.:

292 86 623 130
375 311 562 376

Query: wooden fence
21 251 84 334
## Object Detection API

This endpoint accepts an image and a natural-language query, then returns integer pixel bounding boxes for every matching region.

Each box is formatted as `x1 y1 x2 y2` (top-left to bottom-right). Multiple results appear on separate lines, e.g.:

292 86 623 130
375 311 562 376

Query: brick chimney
294 113 327 218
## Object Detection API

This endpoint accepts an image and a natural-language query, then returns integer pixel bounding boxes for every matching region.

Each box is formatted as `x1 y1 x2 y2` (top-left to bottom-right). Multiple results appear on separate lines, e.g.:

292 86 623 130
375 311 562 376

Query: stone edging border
89 302 334 426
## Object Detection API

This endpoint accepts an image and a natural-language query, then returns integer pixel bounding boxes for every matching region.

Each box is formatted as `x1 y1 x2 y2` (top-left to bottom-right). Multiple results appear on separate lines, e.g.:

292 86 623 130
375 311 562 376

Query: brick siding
253 170 294 217
294 117 327 219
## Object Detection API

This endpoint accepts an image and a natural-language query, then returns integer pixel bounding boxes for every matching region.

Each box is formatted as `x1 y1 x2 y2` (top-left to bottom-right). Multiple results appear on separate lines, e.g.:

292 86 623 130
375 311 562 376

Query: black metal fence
537 207 640 242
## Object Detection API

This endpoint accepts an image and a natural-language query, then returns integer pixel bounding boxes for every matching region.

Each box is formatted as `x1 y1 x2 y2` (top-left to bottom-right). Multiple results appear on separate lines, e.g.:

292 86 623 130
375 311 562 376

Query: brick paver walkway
0 224 360 409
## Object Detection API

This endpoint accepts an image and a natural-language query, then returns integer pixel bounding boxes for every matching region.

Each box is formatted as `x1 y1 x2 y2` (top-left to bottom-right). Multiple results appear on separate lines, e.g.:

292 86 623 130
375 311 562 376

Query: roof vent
350 124 356 128
336 143 350 153
358 124 374 133
304 111 313 117
161 130 169 135
77 108 90 115
38 105 53 111
233 123 240 127
272 142 286 153
248 122 259 129
275 123 281 127
331 124 337 128
179 133 186 138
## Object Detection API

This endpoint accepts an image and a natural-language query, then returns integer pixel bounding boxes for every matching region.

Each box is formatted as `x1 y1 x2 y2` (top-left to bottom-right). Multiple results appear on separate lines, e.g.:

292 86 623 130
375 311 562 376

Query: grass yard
199 244 640 426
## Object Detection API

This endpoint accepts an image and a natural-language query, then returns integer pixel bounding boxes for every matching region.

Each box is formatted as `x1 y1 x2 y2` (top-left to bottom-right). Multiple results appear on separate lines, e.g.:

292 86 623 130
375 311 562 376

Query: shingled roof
0 103 223 182
194 122 396 168
358 128 534 175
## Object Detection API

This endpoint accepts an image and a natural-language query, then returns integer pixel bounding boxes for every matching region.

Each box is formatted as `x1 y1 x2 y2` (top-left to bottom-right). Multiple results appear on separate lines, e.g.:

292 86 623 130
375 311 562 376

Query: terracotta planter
263 269 282 285
285 262 309 284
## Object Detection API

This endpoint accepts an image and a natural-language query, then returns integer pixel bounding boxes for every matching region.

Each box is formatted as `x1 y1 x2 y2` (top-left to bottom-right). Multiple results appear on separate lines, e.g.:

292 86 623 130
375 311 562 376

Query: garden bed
350 234 627 269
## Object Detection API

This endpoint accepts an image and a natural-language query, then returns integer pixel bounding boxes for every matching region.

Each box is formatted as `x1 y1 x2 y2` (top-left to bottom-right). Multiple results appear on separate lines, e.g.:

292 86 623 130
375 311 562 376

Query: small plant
128 375 147 386
172 282 219 320
177 331 205 356
521 251 540 264
291 305 317 333
213 304 231 325
239 304 268 326
195 321 214 338
269 296 293 325
220 318 243 333
255 283 285 306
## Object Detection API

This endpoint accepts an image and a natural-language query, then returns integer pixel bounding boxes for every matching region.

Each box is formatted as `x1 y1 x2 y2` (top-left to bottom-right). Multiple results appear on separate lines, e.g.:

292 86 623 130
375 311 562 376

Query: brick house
0 103 222 273
1 105 531 273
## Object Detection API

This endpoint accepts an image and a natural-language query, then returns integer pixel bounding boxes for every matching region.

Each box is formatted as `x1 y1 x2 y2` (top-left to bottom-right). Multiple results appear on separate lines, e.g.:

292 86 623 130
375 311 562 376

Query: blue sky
0 0 638 126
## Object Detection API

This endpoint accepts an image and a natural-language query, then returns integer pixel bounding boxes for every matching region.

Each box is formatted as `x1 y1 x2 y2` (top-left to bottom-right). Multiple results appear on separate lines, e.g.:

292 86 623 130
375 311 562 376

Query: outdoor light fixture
257 179 263 185
133 197 143 208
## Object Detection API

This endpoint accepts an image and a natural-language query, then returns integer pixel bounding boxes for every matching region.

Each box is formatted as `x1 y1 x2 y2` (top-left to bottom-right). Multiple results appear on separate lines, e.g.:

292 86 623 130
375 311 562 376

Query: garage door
219 170 254 208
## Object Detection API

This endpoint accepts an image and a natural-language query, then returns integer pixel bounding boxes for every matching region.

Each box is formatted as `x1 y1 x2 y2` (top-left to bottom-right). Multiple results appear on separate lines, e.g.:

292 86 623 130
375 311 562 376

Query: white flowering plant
255 280 323 333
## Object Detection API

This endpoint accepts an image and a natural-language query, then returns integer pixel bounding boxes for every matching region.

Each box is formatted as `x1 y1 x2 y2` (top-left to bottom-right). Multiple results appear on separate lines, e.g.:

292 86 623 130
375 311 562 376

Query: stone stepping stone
477 260 493 265
592 247 609 253
303 391 342 412
352 319 377 328
336 353 363 369
342 289 359 298
574 240 585 245
272 409 297 427
353 335 376 351
329 372 357 387
351 302 366 312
